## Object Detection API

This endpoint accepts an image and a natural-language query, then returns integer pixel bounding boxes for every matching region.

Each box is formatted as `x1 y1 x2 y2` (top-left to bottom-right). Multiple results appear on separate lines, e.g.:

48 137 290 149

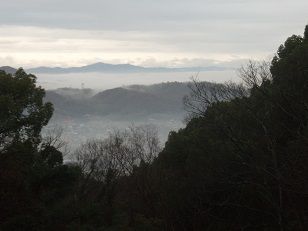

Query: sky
0 0 307 68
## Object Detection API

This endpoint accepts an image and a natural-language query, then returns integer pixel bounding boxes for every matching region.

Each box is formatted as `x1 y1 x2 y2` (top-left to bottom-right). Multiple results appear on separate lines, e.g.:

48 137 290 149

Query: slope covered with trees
150 25 308 230
0 69 81 230
44 82 195 118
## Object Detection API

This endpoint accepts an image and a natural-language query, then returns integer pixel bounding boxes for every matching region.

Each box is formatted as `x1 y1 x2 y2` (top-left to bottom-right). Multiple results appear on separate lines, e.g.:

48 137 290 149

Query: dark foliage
150 25 308 230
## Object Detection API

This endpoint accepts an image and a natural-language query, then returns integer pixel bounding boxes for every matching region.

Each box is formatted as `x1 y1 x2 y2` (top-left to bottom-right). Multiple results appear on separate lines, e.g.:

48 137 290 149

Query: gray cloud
0 0 307 67
1 0 307 31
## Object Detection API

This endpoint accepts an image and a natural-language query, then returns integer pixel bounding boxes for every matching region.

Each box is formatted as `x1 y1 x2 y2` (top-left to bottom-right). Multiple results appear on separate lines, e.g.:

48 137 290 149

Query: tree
0 69 81 231
183 78 247 121
74 125 161 228
0 69 53 152
152 25 308 230
75 125 161 180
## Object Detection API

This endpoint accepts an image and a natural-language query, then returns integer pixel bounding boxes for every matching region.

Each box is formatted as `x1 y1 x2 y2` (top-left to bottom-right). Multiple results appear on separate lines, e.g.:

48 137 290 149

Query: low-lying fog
39 71 237 151
36 70 238 90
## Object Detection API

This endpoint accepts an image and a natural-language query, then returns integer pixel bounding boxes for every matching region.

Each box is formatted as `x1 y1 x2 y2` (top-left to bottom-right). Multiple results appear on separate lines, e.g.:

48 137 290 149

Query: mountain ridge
27 62 232 74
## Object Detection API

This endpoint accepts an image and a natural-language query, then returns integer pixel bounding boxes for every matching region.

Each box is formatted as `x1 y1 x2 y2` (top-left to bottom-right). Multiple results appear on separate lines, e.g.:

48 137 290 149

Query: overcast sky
0 0 307 68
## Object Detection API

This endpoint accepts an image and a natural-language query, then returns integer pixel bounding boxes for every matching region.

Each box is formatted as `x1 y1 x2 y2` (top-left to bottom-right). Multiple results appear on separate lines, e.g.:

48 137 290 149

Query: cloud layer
0 0 307 68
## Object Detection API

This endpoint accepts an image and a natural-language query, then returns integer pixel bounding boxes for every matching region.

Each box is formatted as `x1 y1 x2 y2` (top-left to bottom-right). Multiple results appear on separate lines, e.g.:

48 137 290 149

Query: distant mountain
27 62 231 74
45 82 200 118
45 81 221 120
0 66 17 74
93 88 164 114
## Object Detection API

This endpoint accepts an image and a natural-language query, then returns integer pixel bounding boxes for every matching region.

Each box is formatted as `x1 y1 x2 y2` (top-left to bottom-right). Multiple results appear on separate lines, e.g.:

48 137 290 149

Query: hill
45 82 197 118
0 66 17 74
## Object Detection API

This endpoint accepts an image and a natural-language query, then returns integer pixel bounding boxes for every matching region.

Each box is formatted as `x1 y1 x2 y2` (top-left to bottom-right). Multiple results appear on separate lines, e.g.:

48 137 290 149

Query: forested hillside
0 26 307 230
44 82 195 117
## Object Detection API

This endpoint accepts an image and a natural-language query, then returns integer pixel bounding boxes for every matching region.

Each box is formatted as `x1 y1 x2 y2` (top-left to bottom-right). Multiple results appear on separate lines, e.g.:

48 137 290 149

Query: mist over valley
43 81 195 148
23 64 237 149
